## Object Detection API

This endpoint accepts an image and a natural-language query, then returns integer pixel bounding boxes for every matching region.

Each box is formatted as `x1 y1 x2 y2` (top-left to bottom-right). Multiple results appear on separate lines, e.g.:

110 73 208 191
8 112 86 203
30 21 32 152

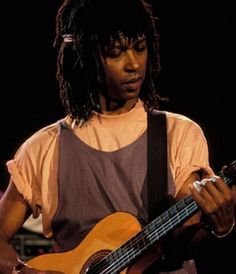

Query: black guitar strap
146 112 191 273
147 110 167 222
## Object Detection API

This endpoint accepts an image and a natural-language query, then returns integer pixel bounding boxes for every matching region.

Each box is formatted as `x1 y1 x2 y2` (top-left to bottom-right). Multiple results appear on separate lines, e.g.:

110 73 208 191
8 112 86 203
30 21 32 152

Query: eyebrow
114 37 147 49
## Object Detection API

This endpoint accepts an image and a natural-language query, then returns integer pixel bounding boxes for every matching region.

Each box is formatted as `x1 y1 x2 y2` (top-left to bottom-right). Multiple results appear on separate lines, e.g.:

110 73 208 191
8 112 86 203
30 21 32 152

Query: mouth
123 76 143 91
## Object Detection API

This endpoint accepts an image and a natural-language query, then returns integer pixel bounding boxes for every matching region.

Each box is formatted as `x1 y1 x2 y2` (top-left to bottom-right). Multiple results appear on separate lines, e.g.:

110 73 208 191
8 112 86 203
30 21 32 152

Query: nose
124 50 140 72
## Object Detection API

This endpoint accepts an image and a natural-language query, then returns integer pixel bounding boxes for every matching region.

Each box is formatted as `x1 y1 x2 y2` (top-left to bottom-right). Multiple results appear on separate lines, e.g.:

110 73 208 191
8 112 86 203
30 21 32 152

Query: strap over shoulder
147 110 168 222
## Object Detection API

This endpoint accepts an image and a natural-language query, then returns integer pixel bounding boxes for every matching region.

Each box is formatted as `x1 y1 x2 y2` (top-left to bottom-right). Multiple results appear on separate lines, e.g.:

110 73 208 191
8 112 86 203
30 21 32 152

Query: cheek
104 64 122 83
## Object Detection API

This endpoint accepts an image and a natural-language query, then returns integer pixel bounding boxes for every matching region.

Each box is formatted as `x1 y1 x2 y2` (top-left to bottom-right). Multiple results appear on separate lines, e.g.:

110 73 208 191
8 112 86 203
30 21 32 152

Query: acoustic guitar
27 160 236 273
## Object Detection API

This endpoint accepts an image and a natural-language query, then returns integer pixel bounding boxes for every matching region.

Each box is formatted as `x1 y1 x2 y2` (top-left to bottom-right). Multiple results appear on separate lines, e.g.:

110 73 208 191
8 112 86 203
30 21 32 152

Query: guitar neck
87 166 235 274
87 195 198 274
117 195 198 267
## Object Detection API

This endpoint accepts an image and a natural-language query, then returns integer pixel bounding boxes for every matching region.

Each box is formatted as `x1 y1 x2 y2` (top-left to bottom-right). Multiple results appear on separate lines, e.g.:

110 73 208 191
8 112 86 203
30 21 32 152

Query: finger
207 179 234 213
189 184 217 215
213 178 231 196
190 184 233 231
202 179 227 207
190 180 229 217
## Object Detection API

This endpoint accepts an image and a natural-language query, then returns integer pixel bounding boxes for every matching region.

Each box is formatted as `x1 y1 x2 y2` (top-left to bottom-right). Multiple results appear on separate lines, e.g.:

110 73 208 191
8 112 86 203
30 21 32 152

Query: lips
124 76 143 91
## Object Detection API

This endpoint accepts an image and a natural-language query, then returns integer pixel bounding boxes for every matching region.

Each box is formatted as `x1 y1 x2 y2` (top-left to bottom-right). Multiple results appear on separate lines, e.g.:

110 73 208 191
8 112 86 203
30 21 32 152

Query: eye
134 40 147 52
106 48 122 58
135 45 146 52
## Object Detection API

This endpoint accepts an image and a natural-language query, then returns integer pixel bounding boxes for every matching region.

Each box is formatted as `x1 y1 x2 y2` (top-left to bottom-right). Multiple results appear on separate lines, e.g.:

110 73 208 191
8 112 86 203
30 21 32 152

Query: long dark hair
54 0 163 122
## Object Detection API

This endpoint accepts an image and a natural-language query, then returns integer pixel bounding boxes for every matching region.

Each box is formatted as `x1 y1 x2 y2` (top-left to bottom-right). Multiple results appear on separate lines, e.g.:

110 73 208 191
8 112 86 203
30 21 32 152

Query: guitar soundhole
82 249 111 273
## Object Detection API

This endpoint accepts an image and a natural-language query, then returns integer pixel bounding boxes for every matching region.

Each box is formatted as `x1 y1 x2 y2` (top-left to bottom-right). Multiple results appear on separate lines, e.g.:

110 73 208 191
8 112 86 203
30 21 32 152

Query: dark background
1 0 235 191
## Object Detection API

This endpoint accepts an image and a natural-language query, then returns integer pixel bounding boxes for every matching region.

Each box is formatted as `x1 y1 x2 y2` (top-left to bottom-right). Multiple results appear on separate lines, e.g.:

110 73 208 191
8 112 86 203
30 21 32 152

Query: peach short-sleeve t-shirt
6 99 211 237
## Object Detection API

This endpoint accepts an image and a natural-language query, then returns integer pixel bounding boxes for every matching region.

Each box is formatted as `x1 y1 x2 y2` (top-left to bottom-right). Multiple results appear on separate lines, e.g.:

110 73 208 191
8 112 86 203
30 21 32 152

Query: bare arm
0 180 31 273
0 181 64 274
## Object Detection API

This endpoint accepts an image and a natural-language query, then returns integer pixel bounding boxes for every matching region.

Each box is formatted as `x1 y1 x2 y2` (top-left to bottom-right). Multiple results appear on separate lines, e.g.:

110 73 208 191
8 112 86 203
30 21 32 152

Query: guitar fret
160 212 170 235
160 211 169 223
168 204 178 217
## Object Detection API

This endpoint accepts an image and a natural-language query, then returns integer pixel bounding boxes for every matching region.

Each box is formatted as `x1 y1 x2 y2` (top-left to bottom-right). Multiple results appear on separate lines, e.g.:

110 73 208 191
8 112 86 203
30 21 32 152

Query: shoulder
164 111 204 134
163 111 209 162
25 121 60 148
149 109 203 132
14 119 65 161
149 110 208 150
165 111 197 124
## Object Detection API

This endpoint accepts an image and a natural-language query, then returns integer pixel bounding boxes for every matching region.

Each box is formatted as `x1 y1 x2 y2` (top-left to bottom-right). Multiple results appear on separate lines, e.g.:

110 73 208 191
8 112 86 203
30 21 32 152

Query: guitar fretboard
86 196 198 274
87 165 235 274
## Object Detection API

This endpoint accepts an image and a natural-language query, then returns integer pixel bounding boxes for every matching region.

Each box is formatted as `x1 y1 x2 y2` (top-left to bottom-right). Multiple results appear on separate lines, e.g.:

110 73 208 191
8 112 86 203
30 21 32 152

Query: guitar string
92 201 197 273
89 199 197 273
103 175 233 273
103 175 232 273
90 175 233 273
89 175 233 273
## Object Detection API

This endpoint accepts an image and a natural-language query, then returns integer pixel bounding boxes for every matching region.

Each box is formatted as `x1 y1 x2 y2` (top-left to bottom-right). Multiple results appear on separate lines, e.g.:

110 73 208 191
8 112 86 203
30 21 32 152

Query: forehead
99 32 146 50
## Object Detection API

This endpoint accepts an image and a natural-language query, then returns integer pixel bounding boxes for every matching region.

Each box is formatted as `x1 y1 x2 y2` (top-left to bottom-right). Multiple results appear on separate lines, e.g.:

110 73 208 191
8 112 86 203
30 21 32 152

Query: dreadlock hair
54 0 163 123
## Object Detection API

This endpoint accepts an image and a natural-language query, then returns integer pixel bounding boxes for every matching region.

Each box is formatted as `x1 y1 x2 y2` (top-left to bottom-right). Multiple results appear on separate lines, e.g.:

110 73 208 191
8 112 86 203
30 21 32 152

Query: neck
99 96 138 115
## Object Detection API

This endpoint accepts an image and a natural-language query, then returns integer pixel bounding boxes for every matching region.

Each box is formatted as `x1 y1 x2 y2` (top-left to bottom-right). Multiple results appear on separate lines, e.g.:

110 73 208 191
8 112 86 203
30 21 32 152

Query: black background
1 0 235 191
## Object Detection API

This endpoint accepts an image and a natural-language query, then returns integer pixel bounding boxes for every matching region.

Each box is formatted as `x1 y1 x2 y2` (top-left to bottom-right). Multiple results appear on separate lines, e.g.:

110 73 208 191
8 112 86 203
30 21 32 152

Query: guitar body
28 212 144 273
27 160 236 273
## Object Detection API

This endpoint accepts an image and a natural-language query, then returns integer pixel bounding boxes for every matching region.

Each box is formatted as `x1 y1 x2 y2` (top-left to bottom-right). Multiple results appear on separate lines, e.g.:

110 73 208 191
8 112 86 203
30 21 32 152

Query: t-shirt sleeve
5 123 60 219
6 140 42 217
169 117 214 195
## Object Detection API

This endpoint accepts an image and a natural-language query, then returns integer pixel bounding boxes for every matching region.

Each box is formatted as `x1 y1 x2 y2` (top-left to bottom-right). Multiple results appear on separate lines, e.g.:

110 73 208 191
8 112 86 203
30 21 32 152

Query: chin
124 90 140 99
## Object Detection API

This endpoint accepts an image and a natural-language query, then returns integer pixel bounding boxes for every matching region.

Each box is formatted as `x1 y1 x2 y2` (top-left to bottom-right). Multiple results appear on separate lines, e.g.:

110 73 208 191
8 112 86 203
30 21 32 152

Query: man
0 0 235 273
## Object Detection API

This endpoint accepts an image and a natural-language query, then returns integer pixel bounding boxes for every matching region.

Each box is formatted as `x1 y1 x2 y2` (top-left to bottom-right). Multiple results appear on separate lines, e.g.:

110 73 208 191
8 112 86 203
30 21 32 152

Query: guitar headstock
219 160 236 187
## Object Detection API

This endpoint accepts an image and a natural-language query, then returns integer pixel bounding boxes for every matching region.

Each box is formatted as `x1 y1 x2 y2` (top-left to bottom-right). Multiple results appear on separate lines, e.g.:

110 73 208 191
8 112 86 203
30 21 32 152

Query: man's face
100 34 147 102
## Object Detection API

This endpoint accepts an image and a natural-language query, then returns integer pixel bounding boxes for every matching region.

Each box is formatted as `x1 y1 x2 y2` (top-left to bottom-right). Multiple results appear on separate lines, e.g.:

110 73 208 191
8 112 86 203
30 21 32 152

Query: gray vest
52 120 150 252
